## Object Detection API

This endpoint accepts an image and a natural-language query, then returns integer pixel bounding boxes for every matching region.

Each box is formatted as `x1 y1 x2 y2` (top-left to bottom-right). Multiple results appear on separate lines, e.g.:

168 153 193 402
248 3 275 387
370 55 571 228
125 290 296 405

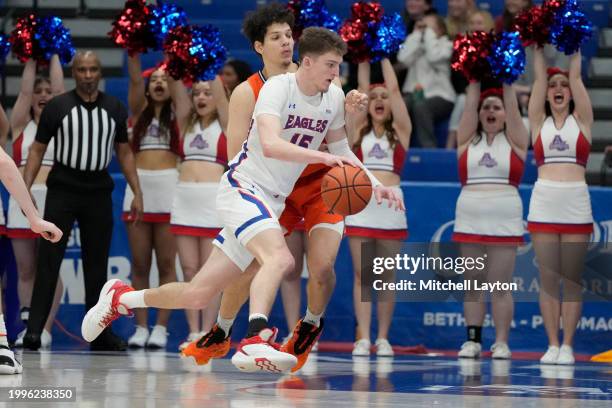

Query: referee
22 51 143 351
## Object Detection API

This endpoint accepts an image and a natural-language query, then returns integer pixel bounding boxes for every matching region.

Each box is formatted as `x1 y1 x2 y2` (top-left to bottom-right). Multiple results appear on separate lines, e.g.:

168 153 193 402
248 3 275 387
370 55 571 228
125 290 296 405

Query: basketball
321 166 372 216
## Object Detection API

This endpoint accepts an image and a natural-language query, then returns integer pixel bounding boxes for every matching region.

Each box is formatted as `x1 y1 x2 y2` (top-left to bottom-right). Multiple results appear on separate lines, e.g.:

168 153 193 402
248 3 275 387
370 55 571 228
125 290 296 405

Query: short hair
242 2 295 47
298 27 347 63
72 50 101 68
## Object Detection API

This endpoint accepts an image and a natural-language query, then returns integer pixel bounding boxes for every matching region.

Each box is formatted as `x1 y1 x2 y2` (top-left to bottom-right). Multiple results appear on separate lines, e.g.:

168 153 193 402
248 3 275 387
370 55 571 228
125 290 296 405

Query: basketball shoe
231 327 297 373
280 318 324 372
81 279 134 342
181 324 231 365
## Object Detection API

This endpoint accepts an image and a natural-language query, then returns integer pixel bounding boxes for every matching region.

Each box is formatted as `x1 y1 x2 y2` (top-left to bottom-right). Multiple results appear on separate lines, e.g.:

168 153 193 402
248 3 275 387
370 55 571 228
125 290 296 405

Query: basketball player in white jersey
81 27 402 373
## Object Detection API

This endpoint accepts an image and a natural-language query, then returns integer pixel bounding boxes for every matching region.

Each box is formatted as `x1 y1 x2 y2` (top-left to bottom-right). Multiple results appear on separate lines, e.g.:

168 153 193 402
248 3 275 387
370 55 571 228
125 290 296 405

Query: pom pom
9 14 37 63
341 2 402 63
148 2 188 51
367 13 406 63
108 0 154 56
164 24 227 82
35 16 75 65
549 0 593 55
451 31 494 82
487 31 526 84
287 0 341 41
0 34 10 62
514 5 555 47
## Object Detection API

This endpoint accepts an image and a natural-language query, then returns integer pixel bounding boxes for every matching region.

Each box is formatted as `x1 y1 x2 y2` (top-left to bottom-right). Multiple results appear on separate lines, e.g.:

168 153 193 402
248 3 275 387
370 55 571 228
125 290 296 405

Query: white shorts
345 186 408 240
527 179 593 234
123 168 178 223
6 184 47 239
453 188 525 243
170 182 222 238
212 171 284 272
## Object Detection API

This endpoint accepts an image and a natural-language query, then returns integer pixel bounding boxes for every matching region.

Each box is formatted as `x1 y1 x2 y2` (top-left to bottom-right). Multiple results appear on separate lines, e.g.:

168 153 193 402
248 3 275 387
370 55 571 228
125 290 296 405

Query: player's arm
258 114 353 167
227 82 256 158
0 104 8 149
326 127 404 210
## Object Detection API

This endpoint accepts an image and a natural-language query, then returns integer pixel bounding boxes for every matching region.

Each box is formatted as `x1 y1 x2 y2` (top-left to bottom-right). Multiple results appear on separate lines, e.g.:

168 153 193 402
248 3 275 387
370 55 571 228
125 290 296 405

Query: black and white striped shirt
36 90 128 171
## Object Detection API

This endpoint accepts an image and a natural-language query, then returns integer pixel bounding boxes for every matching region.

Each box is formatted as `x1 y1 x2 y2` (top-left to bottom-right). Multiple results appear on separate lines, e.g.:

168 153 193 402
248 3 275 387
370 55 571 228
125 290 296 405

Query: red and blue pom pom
451 31 494 82
340 2 404 63
514 5 554 47
0 34 11 62
549 0 593 55
108 0 155 55
487 32 526 84
287 0 341 40
9 14 74 64
164 24 227 83
148 2 188 51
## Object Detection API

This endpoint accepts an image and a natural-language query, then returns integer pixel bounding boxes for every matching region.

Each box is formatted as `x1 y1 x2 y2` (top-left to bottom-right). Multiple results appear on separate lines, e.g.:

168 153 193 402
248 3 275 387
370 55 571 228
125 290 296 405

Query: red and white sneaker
81 279 134 342
231 328 297 373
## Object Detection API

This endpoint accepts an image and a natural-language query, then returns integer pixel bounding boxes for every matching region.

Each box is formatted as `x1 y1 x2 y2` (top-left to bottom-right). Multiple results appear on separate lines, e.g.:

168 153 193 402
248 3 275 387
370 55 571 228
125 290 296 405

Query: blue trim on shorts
227 142 248 188
214 233 225 244
235 191 272 238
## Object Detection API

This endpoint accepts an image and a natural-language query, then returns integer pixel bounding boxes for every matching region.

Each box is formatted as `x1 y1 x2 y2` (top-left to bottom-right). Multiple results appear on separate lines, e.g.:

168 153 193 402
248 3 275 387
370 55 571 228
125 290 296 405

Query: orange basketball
321 166 372 216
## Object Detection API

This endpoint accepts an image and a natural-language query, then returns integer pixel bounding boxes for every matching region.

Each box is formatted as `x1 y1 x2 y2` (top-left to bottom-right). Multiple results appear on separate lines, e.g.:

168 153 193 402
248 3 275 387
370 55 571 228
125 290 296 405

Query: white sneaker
0 346 23 375
146 325 168 349
179 332 201 351
128 326 149 348
540 345 560 364
14 329 26 348
231 328 297 373
458 341 481 358
491 342 511 359
352 339 371 356
375 338 394 357
556 345 575 365
40 330 52 349
81 279 134 343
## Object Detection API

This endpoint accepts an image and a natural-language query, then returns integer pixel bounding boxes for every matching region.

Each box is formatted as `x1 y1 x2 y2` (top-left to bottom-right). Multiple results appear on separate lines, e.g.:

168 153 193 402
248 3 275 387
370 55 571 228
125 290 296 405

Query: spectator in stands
22 50 142 351
527 49 593 365
397 14 455 147
8 55 65 348
495 0 533 33
221 59 253 95
446 0 476 39
168 75 228 350
447 9 496 149
453 84 528 359
124 54 180 349
346 58 411 357
403 0 436 34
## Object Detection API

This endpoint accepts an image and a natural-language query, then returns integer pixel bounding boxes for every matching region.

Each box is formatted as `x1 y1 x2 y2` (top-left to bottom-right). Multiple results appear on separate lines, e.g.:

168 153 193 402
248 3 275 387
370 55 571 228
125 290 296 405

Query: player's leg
459 242 487 359
199 237 221 335
176 235 202 348
0 290 22 375
281 230 304 332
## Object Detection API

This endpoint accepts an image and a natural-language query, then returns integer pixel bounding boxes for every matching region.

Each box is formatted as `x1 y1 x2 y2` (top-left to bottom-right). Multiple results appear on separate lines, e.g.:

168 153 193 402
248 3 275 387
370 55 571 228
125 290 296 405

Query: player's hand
29 218 63 243
345 90 368 114
373 185 405 211
128 191 144 224
321 153 357 168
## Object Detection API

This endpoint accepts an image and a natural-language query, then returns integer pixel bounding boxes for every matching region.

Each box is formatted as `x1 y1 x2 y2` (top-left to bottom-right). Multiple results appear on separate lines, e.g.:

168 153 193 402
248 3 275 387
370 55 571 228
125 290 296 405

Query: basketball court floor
3 350 610 407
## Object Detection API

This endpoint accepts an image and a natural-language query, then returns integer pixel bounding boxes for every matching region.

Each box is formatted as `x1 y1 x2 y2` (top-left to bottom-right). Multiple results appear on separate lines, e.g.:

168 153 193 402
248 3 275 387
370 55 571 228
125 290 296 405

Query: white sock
216 314 234 337
303 308 323 327
119 290 147 309
249 313 268 322
0 315 8 347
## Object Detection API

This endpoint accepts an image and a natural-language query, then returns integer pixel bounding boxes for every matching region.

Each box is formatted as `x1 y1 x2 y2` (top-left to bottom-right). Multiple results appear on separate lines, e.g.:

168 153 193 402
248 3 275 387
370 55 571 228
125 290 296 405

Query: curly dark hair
242 2 295 48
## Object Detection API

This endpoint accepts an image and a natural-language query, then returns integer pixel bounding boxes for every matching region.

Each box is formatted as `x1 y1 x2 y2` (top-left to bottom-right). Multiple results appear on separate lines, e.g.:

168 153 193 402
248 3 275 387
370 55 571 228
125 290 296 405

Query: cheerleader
346 58 411 357
168 76 228 350
527 49 593 365
453 82 529 359
8 56 65 348
123 55 180 348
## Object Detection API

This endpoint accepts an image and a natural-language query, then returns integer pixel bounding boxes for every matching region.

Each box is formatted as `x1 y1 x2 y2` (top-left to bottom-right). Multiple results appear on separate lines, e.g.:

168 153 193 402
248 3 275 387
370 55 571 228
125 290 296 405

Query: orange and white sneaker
181 324 231 365
81 279 134 342
280 319 324 373
231 327 297 373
